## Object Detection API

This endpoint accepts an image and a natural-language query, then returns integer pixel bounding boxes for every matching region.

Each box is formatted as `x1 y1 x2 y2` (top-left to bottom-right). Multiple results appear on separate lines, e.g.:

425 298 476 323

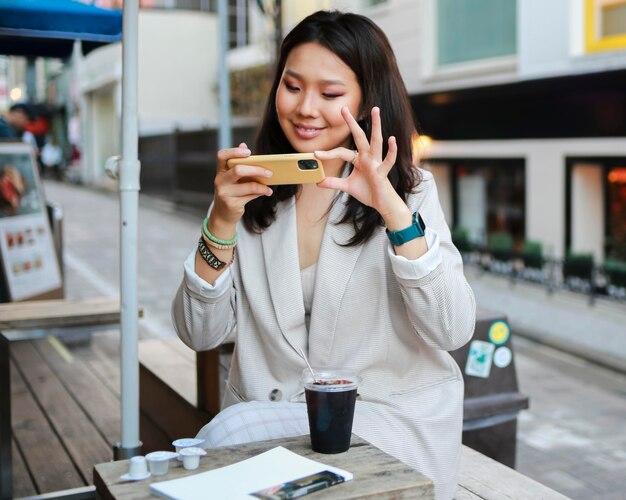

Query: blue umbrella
0 0 122 58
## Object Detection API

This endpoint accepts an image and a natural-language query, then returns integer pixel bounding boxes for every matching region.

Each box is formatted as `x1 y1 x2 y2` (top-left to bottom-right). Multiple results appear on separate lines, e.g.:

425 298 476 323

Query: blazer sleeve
171 247 237 352
389 170 476 351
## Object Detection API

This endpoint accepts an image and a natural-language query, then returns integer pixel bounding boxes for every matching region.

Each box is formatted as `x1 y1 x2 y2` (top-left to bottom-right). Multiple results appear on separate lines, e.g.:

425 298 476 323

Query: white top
300 263 317 331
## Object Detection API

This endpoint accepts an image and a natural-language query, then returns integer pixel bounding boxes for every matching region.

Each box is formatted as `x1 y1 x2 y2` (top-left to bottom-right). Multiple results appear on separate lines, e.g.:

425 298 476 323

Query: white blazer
172 169 476 499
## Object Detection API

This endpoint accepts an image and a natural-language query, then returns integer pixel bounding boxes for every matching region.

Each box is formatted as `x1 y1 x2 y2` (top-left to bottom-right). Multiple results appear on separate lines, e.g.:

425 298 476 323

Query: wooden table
94 435 435 499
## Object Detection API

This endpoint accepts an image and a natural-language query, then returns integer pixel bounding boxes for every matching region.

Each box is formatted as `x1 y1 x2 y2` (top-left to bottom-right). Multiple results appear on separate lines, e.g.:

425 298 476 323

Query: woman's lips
294 124 323 139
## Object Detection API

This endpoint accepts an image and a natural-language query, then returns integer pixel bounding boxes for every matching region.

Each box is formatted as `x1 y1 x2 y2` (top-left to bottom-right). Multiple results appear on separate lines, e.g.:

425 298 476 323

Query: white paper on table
149 446 353 500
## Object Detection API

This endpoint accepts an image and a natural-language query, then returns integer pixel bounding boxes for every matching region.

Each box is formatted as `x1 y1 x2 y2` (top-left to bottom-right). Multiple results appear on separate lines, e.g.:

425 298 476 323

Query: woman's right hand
208 142 273 237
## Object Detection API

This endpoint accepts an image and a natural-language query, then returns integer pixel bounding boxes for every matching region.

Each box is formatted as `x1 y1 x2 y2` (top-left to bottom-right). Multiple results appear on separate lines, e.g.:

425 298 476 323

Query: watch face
416 212 426 232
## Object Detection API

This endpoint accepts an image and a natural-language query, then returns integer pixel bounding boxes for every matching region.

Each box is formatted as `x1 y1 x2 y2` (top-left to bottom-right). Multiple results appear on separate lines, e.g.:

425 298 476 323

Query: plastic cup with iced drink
301 368 360 454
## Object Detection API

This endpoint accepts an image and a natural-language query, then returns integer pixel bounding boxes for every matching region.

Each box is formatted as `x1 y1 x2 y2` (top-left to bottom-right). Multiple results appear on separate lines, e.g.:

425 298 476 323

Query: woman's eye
322 93 342 99
284 82 300 92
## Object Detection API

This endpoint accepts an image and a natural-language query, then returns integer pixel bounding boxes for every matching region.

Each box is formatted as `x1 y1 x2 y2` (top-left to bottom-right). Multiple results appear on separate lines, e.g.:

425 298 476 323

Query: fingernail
264 170 272 177
266 188 273 196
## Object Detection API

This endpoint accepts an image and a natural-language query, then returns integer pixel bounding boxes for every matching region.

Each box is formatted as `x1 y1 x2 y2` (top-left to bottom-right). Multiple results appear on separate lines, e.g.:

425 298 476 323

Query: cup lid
146 451 178 462
301 367 360 391
172 438 204 448
179 447 207 457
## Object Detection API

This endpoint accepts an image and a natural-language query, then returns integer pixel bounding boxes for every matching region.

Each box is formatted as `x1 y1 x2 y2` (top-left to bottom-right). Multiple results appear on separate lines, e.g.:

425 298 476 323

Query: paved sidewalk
465 267 626 373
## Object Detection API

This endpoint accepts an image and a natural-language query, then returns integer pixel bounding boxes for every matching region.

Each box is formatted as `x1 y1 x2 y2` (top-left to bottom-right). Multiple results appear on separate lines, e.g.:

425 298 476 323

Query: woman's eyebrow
284 69 346 86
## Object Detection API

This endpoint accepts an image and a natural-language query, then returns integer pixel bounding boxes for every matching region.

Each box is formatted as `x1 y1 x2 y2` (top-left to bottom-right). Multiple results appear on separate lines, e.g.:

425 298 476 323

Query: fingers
380 136 397 176
217 144 250 172
214 142 272 205
369 107 383 158
341 107 370 152
341 106 385 162
213 180 273 223
315 148 356 165
226 163 273 183
317 176 348 192
216 180 272 200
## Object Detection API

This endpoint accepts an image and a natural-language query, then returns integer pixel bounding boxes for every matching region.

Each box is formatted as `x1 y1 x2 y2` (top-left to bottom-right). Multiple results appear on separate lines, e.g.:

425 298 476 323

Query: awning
0 0 123 58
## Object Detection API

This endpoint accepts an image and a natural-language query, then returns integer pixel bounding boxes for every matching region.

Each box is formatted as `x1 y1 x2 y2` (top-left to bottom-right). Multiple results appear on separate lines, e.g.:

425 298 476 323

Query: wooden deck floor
10 330 122 497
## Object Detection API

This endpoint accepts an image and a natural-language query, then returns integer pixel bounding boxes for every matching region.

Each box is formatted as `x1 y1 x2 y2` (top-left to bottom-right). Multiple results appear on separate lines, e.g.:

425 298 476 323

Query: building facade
230 0 626 265
16 0 623 267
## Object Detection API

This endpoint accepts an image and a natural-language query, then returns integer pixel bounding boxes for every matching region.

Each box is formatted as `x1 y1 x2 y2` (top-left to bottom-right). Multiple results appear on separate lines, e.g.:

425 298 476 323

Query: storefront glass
607 166 626 261
427 159 525 248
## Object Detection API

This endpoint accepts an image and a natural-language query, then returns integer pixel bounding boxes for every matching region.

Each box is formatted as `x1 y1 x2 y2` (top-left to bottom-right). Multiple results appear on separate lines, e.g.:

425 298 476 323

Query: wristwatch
386 212 426 246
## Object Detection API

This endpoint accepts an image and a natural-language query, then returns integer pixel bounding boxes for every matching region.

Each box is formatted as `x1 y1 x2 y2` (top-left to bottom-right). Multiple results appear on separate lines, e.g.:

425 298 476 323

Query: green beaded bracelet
202 217 238 248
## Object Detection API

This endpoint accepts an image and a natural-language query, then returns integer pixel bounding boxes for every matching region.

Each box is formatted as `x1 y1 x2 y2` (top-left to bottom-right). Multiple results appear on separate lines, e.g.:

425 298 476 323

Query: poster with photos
0 142 62 301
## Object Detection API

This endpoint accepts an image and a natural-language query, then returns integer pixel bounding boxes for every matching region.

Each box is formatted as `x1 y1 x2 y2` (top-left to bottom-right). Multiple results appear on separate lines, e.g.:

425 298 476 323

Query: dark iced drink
302 369 360 454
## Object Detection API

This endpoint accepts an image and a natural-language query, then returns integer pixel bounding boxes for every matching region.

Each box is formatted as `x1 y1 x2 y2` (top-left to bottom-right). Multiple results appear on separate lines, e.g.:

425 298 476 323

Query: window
585 0 626 52
607 165 626 261
229 0 249 49
428 159 526 248
565 158 626 263
437 0 517 66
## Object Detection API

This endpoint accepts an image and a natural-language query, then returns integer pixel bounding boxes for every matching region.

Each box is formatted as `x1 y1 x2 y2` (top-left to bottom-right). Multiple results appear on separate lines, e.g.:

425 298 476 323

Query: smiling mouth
294 124 324 139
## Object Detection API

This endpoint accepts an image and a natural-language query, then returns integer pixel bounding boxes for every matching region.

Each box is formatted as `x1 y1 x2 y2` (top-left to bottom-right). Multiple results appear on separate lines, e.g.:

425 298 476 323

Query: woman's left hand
315 106 406 220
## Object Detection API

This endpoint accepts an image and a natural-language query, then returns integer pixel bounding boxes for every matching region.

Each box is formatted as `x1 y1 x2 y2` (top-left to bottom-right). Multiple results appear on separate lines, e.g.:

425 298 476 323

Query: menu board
0 142 62 301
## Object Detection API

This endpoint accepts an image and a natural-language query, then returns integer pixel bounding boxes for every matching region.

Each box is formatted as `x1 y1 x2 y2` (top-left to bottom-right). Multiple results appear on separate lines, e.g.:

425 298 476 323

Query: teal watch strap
386 212 426 246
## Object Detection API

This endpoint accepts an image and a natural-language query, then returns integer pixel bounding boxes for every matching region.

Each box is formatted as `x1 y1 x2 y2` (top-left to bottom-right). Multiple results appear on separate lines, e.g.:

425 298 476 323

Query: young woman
172 10 475 499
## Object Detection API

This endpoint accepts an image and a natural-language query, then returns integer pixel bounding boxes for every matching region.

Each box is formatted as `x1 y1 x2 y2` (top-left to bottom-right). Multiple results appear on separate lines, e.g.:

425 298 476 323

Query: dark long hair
243 10 421 246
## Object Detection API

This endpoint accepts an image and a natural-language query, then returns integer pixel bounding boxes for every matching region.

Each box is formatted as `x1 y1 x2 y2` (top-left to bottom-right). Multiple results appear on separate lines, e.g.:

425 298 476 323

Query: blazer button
269 389 282 401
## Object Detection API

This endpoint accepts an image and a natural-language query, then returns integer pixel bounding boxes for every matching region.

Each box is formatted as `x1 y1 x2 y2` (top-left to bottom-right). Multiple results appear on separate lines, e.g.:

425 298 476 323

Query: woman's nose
296 93 319 117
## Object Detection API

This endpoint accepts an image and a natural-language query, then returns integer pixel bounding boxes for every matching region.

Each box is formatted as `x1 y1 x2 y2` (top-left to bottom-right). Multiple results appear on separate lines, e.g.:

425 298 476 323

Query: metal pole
0 336 12 500
217 0 232 150
114 0 142 459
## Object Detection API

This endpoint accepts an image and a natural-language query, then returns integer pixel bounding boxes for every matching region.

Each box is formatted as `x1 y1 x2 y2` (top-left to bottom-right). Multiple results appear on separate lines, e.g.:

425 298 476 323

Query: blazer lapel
260 198 308 354
308 192 365 364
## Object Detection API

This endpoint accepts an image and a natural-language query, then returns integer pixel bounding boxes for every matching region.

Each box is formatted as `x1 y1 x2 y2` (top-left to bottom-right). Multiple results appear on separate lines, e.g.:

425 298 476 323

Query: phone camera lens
297 159 319 170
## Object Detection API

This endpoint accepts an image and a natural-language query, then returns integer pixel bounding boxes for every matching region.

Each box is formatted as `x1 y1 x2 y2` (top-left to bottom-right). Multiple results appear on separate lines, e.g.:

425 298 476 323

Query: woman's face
276 42 362 155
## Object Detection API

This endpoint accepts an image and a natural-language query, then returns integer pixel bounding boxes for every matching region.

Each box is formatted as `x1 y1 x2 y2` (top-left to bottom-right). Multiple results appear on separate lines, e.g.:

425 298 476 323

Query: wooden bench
0 297 128 330
138 339 567 499
0 297 143 500
137 339 233 452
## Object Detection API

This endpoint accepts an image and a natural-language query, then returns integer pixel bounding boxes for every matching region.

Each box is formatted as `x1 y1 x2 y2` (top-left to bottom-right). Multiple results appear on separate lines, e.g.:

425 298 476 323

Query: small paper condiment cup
179 447 207 470
172 438 204 461
120 455 150 481
145 451 178 476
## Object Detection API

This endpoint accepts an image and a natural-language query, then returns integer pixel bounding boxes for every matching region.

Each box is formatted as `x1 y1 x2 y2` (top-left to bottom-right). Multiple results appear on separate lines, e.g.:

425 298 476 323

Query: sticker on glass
488 320 510 345
465 340 495 378
493 346 513 368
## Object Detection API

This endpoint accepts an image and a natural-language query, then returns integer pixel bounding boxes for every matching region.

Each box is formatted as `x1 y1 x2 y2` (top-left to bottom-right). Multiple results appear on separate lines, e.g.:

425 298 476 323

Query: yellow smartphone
226 153 325 185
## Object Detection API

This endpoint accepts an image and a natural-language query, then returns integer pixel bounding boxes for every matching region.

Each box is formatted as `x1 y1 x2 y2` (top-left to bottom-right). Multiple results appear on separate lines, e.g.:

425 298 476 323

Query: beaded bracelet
197 237 234 270
201 233 235 251
202 217 238 249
